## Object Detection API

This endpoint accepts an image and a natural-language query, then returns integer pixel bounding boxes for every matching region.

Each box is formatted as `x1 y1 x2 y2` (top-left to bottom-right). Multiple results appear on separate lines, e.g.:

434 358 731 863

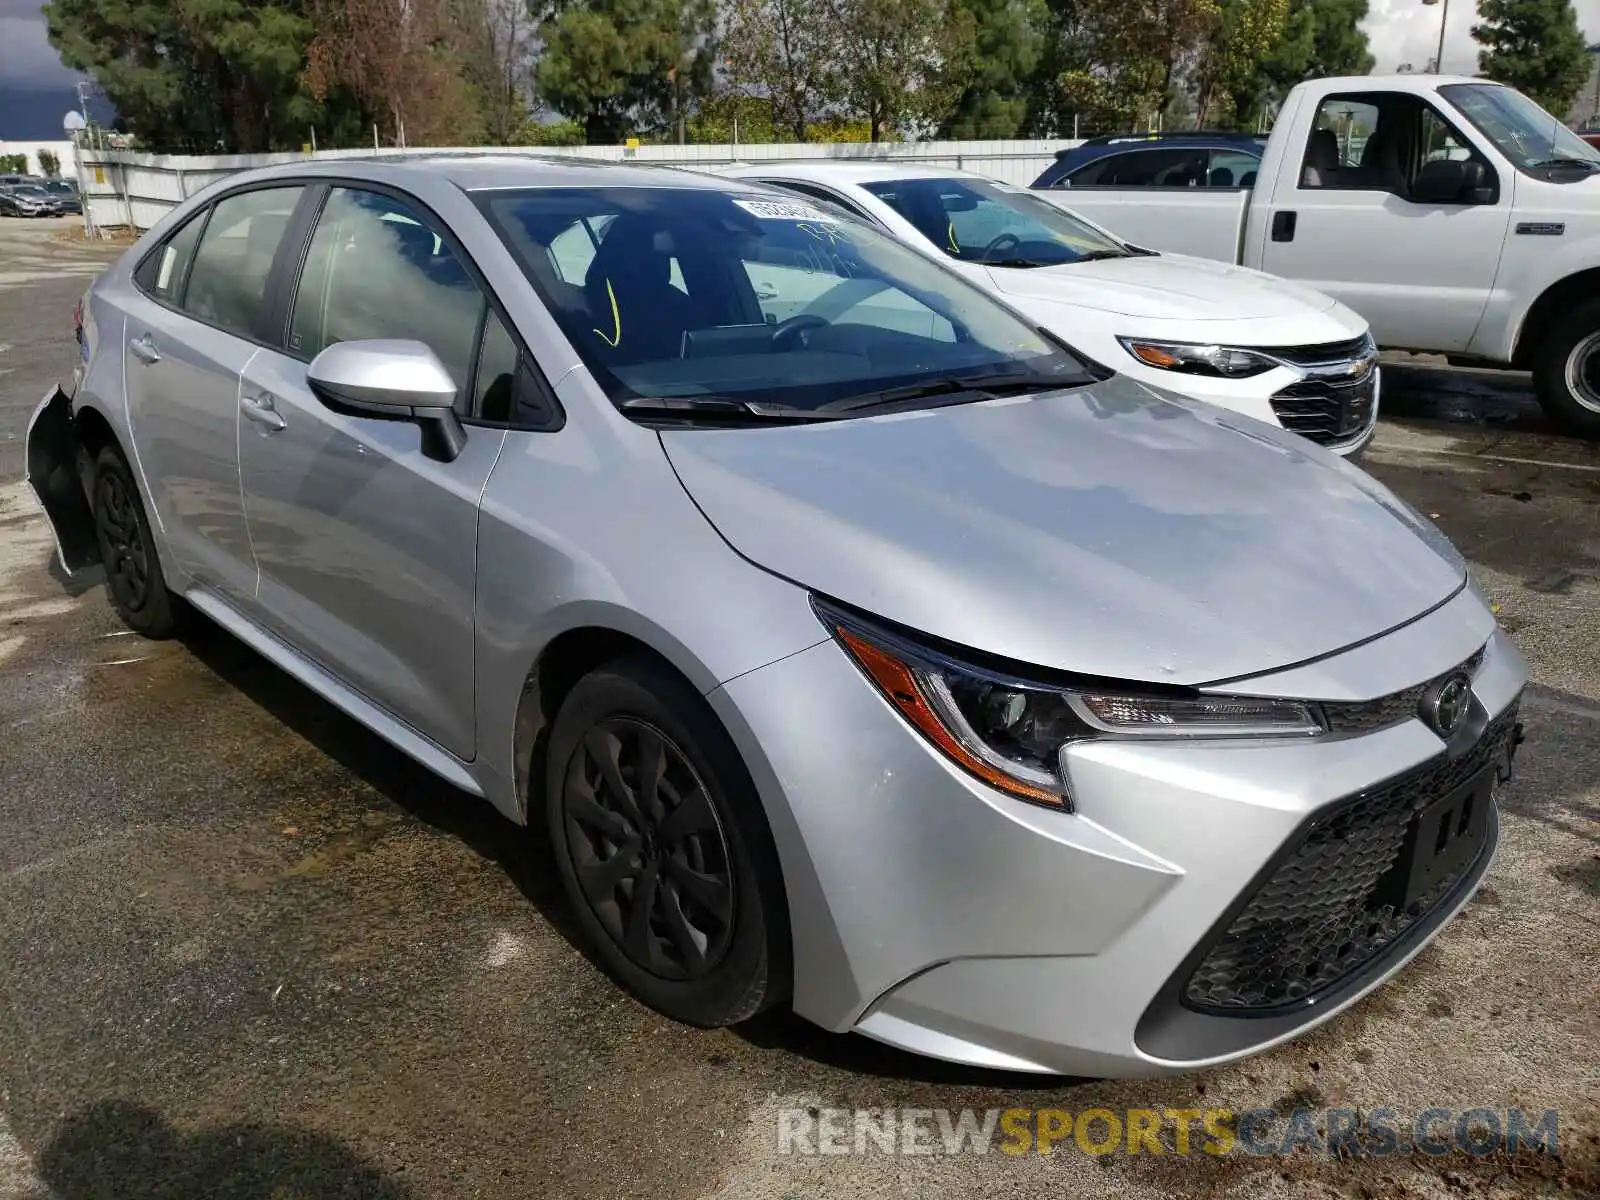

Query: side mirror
1413 158 1496 206
306 339 467 463
1459 159 1497 205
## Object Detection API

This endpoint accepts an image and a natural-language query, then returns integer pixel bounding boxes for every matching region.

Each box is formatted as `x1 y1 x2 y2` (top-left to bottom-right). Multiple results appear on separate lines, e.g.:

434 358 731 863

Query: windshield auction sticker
732 198 836 223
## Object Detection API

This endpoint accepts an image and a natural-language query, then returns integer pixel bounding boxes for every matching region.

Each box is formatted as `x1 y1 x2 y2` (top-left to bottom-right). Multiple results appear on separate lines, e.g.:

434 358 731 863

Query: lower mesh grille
1270 374 1377 444
1183 703 1518 1013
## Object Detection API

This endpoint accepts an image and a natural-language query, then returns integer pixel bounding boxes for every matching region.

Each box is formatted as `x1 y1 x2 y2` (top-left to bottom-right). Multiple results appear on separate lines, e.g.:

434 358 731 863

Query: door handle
241 391 287 432
1271 211 1298 242
129 334 161 364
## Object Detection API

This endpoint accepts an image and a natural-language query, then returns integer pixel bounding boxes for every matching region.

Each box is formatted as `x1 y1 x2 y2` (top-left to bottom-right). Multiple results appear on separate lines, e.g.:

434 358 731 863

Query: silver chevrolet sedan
26 156 1525 1077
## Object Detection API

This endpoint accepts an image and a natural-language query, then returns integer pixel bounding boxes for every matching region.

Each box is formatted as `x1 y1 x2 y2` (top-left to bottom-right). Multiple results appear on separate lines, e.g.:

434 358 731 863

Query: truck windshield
861 177 1130 267
481 186 1097 417
1439 83 1600 175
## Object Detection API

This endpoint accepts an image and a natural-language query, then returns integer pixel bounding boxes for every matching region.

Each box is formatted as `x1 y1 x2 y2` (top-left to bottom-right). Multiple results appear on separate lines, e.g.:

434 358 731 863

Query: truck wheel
90 444 186 638
1533 300 1600 440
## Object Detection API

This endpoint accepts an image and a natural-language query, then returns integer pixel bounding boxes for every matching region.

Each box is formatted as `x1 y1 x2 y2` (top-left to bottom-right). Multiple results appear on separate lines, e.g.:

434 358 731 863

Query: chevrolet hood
661 378 1466 686
985 252 1342 321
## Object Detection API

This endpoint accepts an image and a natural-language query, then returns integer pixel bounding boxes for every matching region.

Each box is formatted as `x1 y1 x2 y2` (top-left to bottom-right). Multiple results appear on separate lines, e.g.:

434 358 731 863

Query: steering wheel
982 231 1023 260
771 313 829 352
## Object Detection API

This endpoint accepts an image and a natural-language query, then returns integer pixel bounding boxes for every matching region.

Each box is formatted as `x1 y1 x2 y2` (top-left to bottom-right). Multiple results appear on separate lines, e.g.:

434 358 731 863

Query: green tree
826 0 978 141
1473 0 1590 116
722 0 838 142
941 0 1047 138
535 0 718 143
0 154 26 174
1055 0 1220 132
1237 0 1373 129
37 149 62 177
1196 0 1288 126
45 0 339 153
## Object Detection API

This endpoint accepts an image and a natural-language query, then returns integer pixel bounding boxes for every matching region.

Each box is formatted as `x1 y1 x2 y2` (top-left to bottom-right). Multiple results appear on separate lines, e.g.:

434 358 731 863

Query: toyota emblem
1420 673 1473 737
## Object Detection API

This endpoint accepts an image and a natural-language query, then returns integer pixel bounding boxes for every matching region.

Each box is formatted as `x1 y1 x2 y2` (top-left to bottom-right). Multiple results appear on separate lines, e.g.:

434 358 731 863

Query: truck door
1256 91 1511 352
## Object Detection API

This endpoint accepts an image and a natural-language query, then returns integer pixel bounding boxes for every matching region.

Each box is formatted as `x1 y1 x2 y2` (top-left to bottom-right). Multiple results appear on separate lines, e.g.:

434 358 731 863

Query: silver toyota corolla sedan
25 156 1525 1077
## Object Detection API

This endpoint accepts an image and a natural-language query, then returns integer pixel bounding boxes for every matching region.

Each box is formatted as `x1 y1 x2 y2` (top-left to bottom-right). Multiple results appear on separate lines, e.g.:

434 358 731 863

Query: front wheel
1532 299 1600 440
543 656 789 1027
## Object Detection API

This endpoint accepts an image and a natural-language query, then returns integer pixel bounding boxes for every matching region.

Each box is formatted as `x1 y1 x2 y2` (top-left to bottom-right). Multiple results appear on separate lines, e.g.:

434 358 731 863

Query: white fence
76 139 1082 233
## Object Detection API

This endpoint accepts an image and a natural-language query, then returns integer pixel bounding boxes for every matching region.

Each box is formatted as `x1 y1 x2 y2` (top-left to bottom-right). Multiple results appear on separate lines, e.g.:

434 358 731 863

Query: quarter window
289 187 486 407
182 187 303 338
135 212 206 304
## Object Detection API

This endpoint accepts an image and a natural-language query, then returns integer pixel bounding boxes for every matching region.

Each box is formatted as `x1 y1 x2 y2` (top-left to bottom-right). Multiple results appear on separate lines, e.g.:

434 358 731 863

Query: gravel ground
0 216 1595 1199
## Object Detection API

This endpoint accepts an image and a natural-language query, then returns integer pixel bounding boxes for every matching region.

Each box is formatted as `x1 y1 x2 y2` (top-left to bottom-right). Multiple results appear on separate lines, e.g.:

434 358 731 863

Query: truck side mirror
1413 158 1496 206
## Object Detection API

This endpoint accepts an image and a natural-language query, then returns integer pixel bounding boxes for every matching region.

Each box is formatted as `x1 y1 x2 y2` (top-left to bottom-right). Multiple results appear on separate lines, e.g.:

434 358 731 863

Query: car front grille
1270 373 1378 444
1253 335 1375 367
1320 645 1487 736
1182 701 1519 1014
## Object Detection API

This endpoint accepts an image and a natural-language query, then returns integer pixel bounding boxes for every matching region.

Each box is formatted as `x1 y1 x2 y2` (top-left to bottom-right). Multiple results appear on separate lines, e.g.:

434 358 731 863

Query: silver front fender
24 386 100 579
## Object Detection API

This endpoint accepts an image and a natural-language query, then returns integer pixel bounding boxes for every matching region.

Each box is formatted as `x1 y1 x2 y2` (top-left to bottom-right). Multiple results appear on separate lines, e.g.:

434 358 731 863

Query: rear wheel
1533 299 1600 440
90 444 185 638
543 656 788 1026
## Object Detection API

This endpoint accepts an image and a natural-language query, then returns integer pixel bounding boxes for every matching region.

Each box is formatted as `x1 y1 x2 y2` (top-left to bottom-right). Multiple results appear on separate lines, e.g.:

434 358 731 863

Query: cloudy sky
2 0 1600 139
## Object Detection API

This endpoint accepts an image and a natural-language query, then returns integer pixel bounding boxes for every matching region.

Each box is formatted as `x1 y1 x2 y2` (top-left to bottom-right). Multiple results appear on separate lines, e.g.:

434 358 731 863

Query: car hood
984 252 1341 321
661 378 1466 686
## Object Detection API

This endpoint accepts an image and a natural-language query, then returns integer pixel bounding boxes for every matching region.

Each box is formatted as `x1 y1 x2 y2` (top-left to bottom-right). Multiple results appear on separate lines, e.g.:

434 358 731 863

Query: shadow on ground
36 1100 413 1199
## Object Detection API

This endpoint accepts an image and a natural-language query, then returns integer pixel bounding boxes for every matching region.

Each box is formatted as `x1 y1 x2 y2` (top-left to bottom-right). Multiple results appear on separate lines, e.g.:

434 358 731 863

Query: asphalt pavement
0 216 1596 1199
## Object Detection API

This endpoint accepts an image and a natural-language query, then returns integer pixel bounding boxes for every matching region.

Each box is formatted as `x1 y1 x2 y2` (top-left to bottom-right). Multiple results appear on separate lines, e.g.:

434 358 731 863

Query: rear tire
89 444 185 638
1533 299 1600 439
543 655 789 1027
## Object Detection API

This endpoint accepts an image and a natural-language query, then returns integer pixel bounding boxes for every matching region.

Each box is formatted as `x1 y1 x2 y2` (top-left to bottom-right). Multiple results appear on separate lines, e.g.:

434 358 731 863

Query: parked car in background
0 183 63 217
1031 75 1600 439
1032 131 1270 190
721 161 1379 454
27 156 1525 1078
43 179 81 214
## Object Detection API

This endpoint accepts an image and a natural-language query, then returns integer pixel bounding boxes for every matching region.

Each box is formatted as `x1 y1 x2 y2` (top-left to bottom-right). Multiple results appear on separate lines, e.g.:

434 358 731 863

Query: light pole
1422 0 1450 75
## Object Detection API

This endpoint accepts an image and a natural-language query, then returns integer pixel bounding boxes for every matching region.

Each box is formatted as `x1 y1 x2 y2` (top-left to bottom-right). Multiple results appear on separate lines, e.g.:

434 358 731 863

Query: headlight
1119 338 1279 379
816 600 1324 811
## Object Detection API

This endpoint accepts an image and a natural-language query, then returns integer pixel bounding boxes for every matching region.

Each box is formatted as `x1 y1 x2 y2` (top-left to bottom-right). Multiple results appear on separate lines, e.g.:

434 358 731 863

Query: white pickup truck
1035 75 1600 438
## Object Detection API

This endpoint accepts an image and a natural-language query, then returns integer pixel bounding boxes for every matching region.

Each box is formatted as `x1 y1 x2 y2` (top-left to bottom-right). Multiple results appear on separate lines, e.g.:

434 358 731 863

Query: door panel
1034 189 1252 262
1256 91 1512 351
238 347 505 759
237 184 508 760
124 303 259 597
122 187 305 599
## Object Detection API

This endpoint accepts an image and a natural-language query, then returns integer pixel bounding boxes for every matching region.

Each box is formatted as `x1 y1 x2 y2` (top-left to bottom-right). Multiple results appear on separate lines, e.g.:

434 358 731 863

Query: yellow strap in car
593 278 622 347
947 220 959 255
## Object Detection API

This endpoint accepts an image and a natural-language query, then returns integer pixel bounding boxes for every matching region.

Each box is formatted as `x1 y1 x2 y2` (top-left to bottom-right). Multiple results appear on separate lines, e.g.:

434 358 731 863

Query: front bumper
712 593 1526 1077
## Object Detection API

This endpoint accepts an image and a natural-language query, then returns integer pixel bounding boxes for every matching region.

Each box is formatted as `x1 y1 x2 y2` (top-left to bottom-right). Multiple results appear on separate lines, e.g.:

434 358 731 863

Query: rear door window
1070 147 1210 187
1206 149 1262 188
181 187 303 339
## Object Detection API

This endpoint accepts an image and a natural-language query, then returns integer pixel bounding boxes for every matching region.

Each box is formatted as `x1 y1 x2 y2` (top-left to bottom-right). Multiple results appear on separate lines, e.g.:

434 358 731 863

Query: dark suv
1031 132 1269 191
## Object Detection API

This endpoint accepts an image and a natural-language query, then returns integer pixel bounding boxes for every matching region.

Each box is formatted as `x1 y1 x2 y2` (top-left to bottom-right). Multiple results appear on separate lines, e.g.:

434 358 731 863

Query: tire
89 443 185 638
543 655 789 1027
1532 298 1600 440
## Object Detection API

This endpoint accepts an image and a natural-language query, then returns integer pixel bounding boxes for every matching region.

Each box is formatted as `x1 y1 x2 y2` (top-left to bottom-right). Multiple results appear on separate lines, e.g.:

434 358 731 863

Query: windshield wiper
820 372 1078 414
619 396 840 423
1072 249 1133 262
985 257 1058 268
1528 156 1599 172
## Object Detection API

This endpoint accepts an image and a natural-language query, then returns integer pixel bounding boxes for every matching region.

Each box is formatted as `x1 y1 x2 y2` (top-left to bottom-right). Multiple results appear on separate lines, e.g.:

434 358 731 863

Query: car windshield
481 186 1096 416
1439 83 1600 174
11 186 49 198
861 176 1129 266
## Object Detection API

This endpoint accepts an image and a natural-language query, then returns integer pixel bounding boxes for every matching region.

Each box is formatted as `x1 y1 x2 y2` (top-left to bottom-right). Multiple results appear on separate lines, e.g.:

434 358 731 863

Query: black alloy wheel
561 718 735 981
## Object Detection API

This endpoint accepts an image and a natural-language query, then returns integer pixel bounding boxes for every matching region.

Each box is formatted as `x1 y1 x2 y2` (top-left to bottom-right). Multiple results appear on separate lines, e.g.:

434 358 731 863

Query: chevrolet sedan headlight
1119 338 1279 379
816 600 1323 810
